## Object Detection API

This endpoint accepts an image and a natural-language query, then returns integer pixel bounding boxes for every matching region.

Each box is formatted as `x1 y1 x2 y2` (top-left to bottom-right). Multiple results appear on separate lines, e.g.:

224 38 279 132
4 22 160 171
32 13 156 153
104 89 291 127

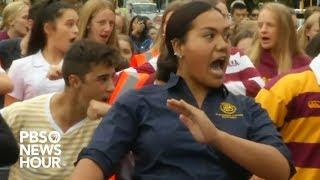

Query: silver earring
174 52 182 59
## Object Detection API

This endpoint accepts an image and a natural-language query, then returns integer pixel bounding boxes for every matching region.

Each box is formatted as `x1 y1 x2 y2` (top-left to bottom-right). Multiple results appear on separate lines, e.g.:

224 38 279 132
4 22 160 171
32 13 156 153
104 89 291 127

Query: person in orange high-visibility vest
108 71 155 104
130 49 159 68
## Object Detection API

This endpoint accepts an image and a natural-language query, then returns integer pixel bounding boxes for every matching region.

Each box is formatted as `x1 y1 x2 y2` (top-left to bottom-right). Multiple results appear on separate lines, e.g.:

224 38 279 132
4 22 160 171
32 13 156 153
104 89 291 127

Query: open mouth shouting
99 34 109 42
209 56 228 78
70 37 77 43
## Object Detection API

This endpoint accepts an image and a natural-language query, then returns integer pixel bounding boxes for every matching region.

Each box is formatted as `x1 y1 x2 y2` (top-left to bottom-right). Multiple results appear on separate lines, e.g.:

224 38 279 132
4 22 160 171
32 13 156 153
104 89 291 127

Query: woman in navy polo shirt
72 1 294 180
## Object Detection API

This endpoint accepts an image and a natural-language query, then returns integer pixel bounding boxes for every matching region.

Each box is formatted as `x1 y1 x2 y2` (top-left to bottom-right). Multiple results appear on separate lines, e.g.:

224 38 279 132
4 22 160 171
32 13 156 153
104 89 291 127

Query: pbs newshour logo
19 131 62 168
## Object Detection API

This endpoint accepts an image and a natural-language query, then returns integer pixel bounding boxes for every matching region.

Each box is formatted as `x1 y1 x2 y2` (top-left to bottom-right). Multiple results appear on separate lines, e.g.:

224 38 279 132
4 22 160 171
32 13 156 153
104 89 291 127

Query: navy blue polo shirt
77 74 294 179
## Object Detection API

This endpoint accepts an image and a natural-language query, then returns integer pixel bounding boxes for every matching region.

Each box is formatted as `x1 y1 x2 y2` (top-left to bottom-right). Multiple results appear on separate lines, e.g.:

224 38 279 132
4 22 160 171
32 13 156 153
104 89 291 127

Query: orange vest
108 71 155 105
130 49 159 68
107 72 154 180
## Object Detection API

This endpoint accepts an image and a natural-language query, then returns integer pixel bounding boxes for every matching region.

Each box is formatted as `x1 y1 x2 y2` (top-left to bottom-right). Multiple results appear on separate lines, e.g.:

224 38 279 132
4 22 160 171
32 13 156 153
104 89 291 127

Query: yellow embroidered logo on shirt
220 102 237 114
216 102 243 119
308 100 320 108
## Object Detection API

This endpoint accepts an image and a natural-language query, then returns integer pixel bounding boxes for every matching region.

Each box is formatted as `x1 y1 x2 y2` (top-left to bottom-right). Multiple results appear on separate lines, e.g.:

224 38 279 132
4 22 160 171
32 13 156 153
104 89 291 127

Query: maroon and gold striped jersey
256 56 320 180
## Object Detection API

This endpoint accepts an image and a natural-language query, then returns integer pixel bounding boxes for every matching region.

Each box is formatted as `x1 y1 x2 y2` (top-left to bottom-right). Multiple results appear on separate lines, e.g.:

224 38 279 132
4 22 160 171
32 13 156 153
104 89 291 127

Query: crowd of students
0 0 319 179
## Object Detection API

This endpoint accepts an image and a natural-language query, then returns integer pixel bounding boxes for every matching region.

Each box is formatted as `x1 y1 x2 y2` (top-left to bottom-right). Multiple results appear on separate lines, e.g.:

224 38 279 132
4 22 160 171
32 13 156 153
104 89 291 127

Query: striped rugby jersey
255 55 320 180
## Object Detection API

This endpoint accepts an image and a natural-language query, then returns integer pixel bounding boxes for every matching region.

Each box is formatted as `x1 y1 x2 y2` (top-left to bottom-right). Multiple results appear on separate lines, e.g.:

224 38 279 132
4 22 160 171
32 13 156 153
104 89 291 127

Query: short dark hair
230 1 247 14
62 40 120 86
27 0 74 55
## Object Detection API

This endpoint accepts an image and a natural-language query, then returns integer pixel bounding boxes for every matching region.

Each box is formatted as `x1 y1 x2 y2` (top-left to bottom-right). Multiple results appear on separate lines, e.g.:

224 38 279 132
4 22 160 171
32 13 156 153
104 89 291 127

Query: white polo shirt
8 51 65 100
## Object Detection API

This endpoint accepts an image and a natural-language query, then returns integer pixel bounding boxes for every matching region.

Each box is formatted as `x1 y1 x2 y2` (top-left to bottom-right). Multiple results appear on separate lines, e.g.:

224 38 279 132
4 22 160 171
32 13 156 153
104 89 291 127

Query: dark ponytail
27 0 74 55
156 47 178 82
156 1 215 82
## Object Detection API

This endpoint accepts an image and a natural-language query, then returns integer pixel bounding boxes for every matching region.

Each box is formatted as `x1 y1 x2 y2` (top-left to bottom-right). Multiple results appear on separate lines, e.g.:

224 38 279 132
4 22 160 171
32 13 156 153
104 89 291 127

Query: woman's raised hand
167 99 220 144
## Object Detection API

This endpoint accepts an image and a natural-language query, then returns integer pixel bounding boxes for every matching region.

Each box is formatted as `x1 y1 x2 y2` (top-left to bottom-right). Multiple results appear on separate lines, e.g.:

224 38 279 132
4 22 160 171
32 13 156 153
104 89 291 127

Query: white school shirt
8 51 64 100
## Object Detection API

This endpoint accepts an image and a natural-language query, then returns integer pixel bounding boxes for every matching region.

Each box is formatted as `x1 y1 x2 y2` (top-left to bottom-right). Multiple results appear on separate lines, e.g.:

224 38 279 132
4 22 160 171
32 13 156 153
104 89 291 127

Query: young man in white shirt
0 40 119 180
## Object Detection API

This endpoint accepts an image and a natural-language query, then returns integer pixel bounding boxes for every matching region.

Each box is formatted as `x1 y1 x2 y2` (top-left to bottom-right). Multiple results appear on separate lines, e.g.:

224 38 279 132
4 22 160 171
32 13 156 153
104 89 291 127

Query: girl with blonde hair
249 3 310 80
297 12 320 50
0 1 30 41
48 0 120 79
78 0 118 47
